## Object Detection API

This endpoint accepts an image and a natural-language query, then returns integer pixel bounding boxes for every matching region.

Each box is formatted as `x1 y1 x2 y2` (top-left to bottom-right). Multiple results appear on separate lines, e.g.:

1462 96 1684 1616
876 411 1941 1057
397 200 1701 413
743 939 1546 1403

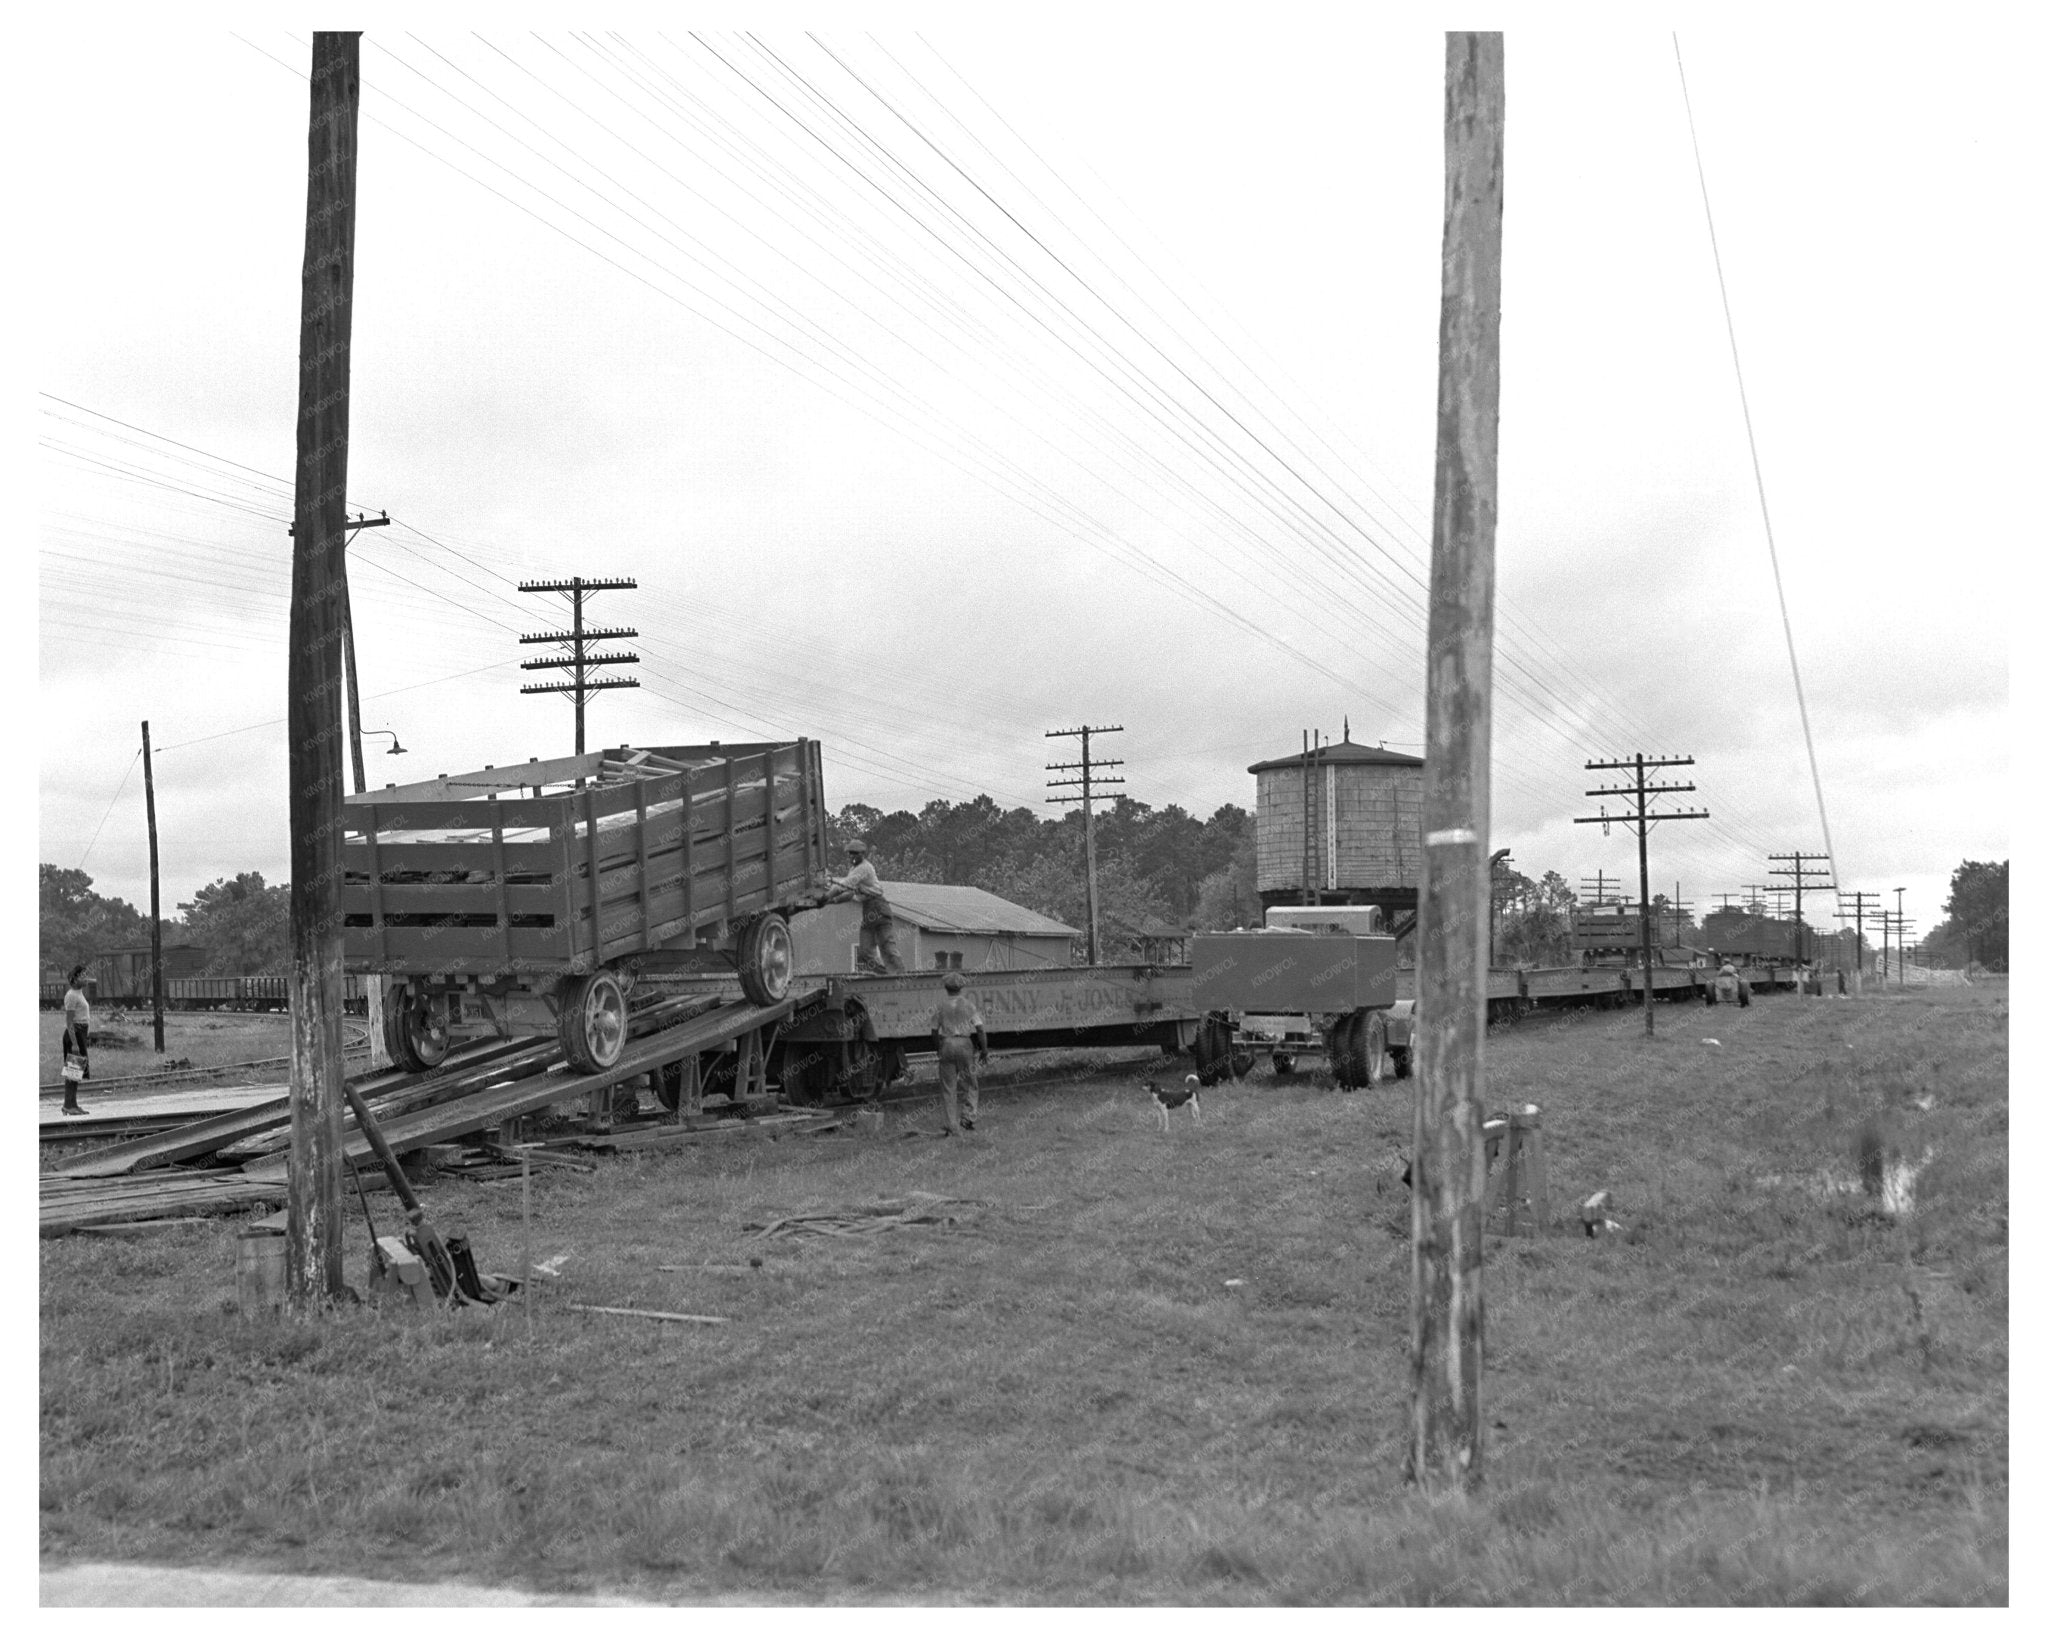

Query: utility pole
1579 870 1621 906
1892 888 1914 984
518 577 639 755
1668 882 1693 944
1408 30 1503 1498
285 29 361 1314
1575 755 1709 1037
1768 852 1834 975
1045 725 1124 965
289 508 392 1067
1836 890 1881 995
287 509 390 795
141 721 165 1053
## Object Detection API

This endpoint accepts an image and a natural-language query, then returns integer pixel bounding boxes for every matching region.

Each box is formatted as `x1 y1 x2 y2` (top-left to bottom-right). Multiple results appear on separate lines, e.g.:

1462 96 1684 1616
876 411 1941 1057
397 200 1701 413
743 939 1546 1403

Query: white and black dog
1142 1073 1202 1133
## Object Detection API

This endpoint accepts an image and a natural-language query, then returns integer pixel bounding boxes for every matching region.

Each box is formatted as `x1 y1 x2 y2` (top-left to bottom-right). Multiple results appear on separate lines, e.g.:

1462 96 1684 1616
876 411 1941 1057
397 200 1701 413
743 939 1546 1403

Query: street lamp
363 730 407 756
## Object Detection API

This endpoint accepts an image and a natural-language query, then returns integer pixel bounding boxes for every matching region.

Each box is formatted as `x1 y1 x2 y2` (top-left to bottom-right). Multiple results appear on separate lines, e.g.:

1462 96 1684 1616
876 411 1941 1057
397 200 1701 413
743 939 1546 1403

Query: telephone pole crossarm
518 577 640 756
1045 724 1124 964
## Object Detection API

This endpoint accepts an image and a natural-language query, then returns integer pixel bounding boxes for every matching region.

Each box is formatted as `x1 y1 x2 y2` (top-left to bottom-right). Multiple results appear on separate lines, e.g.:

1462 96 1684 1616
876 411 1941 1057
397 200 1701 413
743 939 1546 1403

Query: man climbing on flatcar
825 838 904 974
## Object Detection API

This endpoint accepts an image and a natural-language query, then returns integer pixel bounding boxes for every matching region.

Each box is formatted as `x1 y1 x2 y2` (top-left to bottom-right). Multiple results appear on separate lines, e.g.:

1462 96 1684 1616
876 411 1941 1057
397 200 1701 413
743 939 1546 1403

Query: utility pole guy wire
1673 37 1843 921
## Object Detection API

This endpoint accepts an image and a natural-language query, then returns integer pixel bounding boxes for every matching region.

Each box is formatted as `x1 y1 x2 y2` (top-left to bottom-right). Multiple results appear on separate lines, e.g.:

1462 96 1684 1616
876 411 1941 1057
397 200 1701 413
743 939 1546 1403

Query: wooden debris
568 1303 729 1326
556 1110 833 1153
41 1170 287 1238
743 1192 983 1240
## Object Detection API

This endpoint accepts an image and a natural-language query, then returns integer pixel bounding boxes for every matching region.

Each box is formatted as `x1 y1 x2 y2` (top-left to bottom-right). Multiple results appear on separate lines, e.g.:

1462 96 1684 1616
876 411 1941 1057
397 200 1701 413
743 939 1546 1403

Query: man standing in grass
928 971 990 1136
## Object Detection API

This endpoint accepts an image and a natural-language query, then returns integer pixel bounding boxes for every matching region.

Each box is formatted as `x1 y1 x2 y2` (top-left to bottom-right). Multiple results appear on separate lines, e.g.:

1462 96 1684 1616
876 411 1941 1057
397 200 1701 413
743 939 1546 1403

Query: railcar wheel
558 969 629 1074
653 1054 699 1114
383 984 449 1074
779 1043 829 1107
1194 1017 1232 1086
737 913 794 1006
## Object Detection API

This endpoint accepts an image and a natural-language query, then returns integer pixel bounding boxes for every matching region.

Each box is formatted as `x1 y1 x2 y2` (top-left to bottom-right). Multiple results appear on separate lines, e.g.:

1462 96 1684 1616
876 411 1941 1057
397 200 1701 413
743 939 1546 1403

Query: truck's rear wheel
738 913 794 1005
1327 1016 1359 1088
558 969 628 1074
1357 1011 1388 1088
383 984 449 1074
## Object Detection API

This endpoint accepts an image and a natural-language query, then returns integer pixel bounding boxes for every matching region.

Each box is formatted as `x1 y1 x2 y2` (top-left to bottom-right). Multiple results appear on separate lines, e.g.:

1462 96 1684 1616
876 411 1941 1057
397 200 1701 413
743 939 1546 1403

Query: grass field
39 983 2007 1604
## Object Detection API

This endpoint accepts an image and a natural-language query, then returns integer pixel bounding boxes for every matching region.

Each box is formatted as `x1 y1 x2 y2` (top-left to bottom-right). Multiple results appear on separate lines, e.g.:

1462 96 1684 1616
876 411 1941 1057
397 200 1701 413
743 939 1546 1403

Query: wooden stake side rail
238 992 807 1182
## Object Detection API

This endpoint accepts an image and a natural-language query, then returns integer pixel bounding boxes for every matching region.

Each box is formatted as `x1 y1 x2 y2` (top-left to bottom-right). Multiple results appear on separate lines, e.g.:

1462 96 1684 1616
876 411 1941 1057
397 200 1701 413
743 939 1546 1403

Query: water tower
1251 727 1424 918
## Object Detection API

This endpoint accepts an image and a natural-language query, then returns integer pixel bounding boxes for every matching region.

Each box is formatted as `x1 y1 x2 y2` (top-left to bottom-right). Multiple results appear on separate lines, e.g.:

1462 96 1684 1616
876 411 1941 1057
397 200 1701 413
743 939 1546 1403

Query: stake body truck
1189 906 1414 1087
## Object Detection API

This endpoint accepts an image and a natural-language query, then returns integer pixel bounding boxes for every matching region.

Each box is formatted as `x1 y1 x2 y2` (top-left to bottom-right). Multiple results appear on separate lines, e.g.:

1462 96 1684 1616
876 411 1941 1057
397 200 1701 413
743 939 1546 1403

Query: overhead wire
1673 36 1842 910
67 37 1788 895
75 750 141 870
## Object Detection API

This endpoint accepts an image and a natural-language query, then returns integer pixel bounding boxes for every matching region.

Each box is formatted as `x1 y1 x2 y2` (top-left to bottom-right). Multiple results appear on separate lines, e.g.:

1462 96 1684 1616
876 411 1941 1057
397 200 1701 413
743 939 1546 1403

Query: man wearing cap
825 838 904 974
929 971 990 1136
1713 958 1750 1008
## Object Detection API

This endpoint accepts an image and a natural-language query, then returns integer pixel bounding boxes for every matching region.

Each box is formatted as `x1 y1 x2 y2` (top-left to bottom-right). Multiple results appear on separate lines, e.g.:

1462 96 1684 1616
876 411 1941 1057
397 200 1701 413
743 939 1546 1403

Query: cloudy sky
28 15 2021 947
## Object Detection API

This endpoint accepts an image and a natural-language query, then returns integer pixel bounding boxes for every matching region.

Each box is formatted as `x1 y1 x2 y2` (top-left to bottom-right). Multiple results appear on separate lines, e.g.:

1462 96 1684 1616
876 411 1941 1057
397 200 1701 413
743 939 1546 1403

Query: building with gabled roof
792 882 1081 974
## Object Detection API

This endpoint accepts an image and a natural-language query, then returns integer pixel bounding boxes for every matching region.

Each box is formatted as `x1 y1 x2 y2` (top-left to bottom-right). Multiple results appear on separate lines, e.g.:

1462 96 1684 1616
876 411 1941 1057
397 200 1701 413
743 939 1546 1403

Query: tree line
41 838 2008 978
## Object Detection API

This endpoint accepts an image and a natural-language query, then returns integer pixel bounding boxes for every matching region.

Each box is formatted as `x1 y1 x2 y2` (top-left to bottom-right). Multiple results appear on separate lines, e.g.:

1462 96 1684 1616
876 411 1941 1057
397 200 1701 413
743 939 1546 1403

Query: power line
1673 36 1843 921
76 750 141 870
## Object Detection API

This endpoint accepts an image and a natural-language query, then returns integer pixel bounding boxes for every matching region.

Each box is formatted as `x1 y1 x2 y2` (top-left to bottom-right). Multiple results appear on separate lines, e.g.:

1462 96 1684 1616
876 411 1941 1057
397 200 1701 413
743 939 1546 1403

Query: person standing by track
60 966 92 1115
928 971 990 1136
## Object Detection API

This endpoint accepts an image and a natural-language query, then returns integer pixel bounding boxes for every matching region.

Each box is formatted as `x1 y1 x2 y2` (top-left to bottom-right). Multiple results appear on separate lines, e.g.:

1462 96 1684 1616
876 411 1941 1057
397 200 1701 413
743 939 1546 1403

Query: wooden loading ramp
54 991 746 1180
53 1038 545 1181
239 992 805 1184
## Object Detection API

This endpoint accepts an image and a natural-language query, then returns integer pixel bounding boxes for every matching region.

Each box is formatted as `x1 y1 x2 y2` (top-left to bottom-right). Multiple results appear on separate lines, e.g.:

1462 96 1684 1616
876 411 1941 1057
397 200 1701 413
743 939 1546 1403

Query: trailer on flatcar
1188 915 1414 1088
341 741 829 1075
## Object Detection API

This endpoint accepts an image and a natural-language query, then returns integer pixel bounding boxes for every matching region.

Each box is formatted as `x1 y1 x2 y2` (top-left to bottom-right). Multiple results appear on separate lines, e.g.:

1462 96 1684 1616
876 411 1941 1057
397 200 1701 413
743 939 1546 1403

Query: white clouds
31 25 2015 938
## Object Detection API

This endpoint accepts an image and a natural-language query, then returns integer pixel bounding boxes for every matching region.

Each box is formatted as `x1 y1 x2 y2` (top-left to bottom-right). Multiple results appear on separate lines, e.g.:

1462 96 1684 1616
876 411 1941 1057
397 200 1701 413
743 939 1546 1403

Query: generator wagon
1188 917 1413 1088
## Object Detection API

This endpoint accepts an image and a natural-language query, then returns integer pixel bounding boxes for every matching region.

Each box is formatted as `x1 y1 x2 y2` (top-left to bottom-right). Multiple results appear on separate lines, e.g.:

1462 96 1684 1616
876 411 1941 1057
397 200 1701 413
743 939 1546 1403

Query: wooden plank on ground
41 1173 289 1237
557 1111 831 1152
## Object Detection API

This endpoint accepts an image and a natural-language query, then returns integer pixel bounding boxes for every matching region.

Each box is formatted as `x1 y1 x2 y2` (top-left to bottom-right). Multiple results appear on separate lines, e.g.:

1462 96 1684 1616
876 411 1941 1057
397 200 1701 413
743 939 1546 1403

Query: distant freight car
342 741 829 1075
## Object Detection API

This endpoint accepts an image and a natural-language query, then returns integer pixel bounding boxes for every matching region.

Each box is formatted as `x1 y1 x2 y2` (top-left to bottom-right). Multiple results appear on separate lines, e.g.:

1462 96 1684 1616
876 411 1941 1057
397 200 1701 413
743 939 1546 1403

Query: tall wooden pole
285 30 362 1313
338 566 391 1069
1407 30 1503 1494
141 721 165 1053
341 574 367 796
1635 758 1656 1036
1080 726 1099 964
